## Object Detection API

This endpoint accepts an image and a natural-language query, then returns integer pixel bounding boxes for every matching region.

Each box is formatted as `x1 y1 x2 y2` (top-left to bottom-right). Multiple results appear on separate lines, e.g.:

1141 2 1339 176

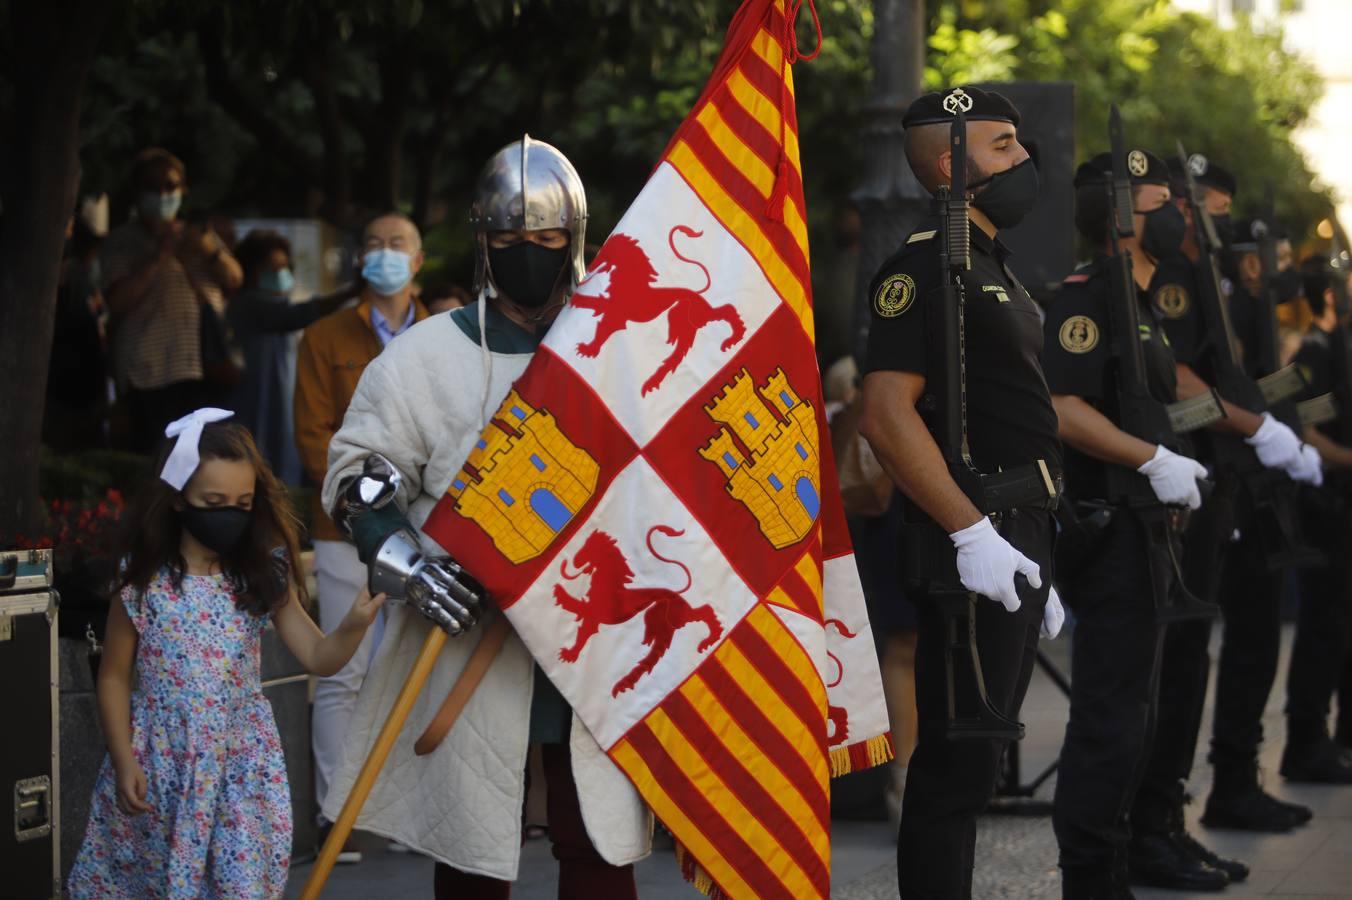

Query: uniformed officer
1120 156 1254 887
1199 217 1321 830
1281 262 1352 782
1043 149 1221 898
858 86 1064 900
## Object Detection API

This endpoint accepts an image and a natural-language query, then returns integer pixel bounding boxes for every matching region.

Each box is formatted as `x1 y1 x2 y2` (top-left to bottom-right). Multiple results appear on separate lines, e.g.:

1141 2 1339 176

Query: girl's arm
98 599 152 814
274 585 386 677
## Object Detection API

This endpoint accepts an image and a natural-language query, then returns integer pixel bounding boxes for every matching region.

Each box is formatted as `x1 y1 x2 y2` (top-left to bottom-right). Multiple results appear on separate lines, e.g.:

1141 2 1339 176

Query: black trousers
1210 482 1285 774
896 510 1052 900
1285 498 1352 746
1054 511 1165 872
1132 474 1236 831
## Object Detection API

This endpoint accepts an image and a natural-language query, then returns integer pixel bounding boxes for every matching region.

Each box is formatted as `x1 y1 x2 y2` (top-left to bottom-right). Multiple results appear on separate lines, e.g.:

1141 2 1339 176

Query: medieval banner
422 1 893 896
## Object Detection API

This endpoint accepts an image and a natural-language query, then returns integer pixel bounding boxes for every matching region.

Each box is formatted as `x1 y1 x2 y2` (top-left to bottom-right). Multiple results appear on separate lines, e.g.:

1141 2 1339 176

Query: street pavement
287 624 1352 898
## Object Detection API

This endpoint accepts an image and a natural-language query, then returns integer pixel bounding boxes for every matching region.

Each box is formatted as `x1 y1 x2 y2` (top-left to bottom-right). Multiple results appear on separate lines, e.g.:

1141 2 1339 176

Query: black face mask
1210 213 1233 250
1271 266 1303 305
487 242 569 308
1140 203 1187 262
969 157 1040 231
179 504 251 555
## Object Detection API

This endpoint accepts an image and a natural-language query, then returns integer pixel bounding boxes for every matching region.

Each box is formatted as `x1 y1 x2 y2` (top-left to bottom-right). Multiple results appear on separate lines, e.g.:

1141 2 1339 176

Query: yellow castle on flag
447 389 599 563
699 367 821 549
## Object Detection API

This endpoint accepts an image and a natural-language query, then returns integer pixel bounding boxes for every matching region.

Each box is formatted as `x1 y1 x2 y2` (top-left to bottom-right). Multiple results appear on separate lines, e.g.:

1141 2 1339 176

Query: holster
1132 503 1218 625
900 459 1061 742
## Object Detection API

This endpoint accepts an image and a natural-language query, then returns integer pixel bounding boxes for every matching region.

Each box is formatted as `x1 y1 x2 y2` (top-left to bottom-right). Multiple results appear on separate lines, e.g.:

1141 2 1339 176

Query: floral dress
68 568 291 898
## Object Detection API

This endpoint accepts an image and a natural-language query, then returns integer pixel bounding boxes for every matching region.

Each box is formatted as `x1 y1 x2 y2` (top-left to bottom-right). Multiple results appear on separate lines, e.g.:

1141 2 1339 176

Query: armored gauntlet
333 455 487 636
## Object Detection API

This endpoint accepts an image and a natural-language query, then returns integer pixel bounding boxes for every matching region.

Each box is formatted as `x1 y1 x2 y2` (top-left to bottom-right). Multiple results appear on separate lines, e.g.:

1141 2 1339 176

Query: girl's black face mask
488 242 569 308
969 157 1040 231
179 504 251 555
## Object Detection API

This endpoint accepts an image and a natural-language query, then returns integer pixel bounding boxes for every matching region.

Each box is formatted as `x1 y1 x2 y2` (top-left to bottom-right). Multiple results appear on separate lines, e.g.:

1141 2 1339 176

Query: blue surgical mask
362 248 413 297
257 268 295 296
140 190 182 222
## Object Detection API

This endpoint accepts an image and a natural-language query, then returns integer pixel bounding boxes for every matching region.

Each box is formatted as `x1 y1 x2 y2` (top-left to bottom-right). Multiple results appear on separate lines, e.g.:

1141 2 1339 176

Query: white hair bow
161 408 234 490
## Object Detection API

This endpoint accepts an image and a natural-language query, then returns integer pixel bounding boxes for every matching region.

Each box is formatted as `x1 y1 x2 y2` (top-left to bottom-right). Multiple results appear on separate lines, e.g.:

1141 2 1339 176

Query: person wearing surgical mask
229 229 358 485
293 211 430 863
101 147 243 450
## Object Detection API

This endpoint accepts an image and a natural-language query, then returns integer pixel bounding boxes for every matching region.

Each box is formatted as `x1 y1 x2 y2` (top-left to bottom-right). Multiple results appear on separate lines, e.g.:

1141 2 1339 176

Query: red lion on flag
554 525 723 697
572 225 746 394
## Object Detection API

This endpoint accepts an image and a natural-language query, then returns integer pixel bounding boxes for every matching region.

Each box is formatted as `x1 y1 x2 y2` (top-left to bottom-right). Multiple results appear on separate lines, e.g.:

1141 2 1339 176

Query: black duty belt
974 459 1063 515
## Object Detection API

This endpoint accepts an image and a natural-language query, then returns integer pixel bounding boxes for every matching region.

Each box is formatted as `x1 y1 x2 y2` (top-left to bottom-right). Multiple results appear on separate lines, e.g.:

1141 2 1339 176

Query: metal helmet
469 134 588 298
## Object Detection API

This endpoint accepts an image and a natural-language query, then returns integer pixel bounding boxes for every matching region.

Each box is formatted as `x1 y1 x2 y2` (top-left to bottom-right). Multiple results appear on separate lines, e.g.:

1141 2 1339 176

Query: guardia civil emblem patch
1154 283 1189 319
1059 315 1100 354
874 273 915 318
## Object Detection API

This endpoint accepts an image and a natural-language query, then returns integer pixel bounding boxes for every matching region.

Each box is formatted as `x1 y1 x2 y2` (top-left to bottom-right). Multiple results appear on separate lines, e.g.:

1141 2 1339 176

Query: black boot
1169 828 1249 882
1062 866 1119 900
1202 764 1310 831
1281 737 1352 784
1127 831 1229 892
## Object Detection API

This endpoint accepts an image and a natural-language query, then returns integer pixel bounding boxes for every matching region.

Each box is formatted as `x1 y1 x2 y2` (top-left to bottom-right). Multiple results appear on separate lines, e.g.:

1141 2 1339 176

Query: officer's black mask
1271 266 1303 305
1210 213 1233 251
488 242 569 309
969 157 1039 231
1140 203 1187 262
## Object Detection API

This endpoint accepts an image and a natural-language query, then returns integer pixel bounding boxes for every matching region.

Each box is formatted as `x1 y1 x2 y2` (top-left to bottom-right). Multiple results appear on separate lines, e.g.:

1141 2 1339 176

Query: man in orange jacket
294 211 429 859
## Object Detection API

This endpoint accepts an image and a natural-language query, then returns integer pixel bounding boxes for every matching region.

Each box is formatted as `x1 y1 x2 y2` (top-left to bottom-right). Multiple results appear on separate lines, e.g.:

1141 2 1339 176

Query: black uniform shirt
864 217 1061 474
1149 254 1211 377
1041 256 1181 500
1225 282 1270 378
1293 327 1339 441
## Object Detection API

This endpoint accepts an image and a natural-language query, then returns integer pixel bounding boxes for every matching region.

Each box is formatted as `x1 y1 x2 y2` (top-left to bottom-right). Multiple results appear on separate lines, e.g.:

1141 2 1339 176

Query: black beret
902 86 1020 128
1073 149 1171 188
1230 217 1289 251
1166 154 1238 198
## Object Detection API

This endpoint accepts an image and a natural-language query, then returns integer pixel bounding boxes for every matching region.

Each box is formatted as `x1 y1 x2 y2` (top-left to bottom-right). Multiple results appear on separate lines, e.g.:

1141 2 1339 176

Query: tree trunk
0 0 111 545
849 0 930 364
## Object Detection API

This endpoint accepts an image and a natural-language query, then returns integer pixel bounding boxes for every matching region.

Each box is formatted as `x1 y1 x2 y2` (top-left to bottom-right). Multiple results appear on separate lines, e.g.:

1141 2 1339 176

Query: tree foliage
928 0 1330 236
50 0 874 285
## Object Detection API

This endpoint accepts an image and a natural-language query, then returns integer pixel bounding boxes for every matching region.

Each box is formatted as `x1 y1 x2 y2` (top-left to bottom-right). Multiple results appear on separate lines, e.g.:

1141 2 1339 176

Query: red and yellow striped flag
423 2 892 895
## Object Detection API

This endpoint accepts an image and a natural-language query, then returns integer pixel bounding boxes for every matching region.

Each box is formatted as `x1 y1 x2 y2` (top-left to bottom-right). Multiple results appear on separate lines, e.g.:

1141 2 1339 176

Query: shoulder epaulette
906 229 938 244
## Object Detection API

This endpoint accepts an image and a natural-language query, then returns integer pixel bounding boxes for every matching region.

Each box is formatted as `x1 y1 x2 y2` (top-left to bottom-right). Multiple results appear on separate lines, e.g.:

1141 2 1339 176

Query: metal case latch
14 776 52 841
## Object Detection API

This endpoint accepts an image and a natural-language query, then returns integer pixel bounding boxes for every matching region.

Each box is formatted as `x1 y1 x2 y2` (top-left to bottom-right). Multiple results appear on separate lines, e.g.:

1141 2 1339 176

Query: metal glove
948 517 1042 613
1137 445 1209 510
370 530 486 636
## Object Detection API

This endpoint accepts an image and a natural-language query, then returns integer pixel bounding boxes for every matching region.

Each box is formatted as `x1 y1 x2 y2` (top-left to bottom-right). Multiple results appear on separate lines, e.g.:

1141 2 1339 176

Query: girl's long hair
114 421 307 616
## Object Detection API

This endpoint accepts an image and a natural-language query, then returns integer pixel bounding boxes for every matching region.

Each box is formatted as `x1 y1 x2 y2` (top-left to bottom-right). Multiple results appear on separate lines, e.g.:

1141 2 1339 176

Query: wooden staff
299 616 511 899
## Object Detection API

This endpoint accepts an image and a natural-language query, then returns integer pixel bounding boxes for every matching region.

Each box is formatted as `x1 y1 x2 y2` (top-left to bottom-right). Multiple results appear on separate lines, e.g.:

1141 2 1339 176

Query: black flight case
0 549 59 898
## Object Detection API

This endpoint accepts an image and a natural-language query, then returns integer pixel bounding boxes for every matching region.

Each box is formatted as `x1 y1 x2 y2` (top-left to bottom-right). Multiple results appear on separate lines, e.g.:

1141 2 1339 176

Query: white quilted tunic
319 307 653 879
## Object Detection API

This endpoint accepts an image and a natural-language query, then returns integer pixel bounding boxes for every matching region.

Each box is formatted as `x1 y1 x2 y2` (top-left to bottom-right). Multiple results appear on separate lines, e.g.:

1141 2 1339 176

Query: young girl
67 409 385 898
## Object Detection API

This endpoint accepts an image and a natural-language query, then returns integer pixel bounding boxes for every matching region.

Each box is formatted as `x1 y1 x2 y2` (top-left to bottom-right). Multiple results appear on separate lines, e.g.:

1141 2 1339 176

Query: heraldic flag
422 1 893 896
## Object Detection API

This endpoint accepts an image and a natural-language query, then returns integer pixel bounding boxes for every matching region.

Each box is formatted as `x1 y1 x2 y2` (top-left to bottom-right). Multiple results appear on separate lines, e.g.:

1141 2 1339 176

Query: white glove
949 517 1042 613
1041 586 1065 639
1245 412 1303 471
1287 443 1324 486
1136 445 1209 509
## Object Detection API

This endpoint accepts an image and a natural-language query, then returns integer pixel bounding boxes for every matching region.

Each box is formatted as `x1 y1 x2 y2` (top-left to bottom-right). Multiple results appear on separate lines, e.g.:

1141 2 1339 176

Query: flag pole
298 617 508 899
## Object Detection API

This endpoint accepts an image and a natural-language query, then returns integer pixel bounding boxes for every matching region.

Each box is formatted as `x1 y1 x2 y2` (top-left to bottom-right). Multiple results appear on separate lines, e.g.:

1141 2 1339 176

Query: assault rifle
1174 144 1323 570
1251 194 1309 421
902 91 1058 742
1096 109 1217 623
